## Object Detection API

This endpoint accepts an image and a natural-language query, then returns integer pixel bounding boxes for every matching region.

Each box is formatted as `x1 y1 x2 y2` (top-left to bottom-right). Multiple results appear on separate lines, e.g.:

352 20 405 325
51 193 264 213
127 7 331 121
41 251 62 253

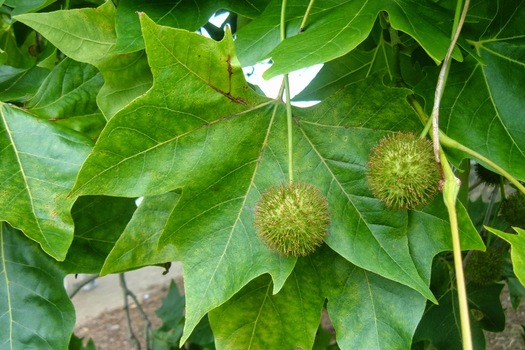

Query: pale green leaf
15 2 153 119
0 103 92 260
61 196 137 274
0 223 75 350
209 257 324 350
101 192 179 275
235 0 461 77
486 226 525 286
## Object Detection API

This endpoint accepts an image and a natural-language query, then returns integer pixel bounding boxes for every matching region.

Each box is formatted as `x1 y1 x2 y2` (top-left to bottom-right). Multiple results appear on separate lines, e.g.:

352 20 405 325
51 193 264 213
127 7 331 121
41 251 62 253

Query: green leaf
26 58 106 138
0 65 49 102
486 226 525 286
0 223 75 350
15 2 153 119
101 192 178 275
73 14 295 342
61 196 136 274
0 103 93 260
416 2 525 182
113 0 271 53
235 0 461 77
5 0 57 15
313 248 426 350
69 14 483 347
209 258 324 350
413 287 487 350
26 58 103 120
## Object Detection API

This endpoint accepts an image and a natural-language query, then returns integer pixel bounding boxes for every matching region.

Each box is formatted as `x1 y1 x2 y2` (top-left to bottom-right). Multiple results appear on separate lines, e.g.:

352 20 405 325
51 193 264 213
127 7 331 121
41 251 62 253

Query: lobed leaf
235 0 461 78
486 226 525 287
0 223 75 350
209 258 324 350
113 0 271 53
0 103 92 260
15 2 153 119
416 1 525 182
101 192 179 275
61 195 137 274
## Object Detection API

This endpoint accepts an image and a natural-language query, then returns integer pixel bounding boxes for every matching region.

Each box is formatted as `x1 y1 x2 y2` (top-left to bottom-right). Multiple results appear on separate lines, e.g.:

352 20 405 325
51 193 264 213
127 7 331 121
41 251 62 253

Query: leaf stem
299 0 316 32
440 148 473 350
439 133 525 194
430 0 469 163
428 0 472 348
280 0 294 182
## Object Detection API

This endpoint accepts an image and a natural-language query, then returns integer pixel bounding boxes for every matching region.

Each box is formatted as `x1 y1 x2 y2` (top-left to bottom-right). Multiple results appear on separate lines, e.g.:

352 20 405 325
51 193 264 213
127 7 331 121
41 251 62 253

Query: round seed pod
474 163 501 186
500 191 525 228
465 249 504 285
367 132 441 210
255 182 330 257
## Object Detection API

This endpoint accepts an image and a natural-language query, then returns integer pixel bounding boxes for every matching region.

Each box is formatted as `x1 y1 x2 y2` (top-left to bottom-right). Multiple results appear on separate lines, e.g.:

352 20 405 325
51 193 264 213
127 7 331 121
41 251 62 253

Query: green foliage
1 0 524 349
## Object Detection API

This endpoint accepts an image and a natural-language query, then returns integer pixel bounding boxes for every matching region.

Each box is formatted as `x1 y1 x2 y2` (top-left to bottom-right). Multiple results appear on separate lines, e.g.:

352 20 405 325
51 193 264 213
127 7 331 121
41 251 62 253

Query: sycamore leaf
0 66 49 102
101 192 179 275
72 14 296 342
416 1 525 181
26 58 106 138
113 0 271 53
69 13 482 346
0 223 75 350
486 226 525 286
414 288 487 350
15 2 153 119
209 257 324 350
61 196 137 274
5 0 57 15
235 0 461 77
0 103 92 260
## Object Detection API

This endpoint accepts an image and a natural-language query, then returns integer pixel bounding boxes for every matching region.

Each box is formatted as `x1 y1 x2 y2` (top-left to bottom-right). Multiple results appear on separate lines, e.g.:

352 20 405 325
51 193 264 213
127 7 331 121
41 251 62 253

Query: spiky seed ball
367 132 440 210
475 163 501 186
254 182 330 257
500 191 525 228
465 249 504 285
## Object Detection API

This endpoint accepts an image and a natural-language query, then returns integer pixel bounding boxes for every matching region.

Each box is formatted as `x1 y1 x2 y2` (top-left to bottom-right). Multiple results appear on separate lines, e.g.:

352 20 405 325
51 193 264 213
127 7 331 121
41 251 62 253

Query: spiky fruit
475 163 501 186
367 132 440 210
500 191 525 228
254 182 330 257
465 249 504 285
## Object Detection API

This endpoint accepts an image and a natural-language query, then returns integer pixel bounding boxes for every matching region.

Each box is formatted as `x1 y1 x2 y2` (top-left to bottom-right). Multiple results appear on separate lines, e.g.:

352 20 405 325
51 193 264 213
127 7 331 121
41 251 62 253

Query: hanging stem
431 0 469 163
280 0 294 183
429 0 472 348
299 0 316 32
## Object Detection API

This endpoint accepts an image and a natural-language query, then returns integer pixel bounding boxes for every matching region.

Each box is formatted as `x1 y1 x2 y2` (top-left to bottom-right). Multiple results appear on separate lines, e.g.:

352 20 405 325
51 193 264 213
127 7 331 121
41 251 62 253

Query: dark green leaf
414 288 487 350
0 103 92 260
61 196 136 274
0 223 75 350
113 0 271 53
416 2 525 182
0 65 49 102
5 0 57 15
